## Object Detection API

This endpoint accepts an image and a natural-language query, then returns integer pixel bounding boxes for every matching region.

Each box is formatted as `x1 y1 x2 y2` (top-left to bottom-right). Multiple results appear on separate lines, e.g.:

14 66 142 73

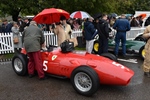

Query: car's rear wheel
12 53 28 76
101 53 117 61
71 66 100 96
93 40 99 54
139 45 145 60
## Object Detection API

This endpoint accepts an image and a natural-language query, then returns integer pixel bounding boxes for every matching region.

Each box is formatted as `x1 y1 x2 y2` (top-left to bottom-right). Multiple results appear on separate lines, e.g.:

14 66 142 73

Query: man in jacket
97 14 110 55
84 17 97 53
17 16 25 32
1 19 12 33
22 21 46 80
113 14 131 57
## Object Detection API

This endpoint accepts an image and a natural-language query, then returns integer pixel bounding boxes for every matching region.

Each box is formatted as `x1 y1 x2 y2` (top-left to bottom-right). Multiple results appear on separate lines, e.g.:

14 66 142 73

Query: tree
1 0 150 21
0 0 54 21
130 0 150 14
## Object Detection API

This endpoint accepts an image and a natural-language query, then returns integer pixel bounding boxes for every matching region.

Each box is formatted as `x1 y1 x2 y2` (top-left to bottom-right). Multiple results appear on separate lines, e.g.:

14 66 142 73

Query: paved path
0 55 150 100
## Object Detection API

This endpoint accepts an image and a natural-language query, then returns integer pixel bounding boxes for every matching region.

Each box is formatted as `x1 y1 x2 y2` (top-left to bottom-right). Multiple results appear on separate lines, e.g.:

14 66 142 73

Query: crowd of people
0 17 32 53
1 12 150 79
83 14 130 57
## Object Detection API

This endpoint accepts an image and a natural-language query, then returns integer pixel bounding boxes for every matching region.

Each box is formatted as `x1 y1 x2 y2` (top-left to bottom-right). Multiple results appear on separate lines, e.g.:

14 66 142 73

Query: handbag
13 37 19 44
60 40 74 53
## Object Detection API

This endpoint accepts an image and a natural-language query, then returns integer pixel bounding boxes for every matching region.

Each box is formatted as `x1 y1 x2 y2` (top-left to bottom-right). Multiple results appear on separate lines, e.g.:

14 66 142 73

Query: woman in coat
11 22 22 53
142 25 150 77
53 23 66 46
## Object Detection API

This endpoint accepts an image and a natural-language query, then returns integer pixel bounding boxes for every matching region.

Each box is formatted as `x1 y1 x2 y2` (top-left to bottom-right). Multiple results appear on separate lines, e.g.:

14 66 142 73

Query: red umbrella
33 8 70 24
70 11 91 19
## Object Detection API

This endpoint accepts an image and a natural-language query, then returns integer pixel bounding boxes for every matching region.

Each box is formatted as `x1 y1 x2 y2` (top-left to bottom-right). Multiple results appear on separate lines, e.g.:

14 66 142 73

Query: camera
51 24 55 29
69 31 71 34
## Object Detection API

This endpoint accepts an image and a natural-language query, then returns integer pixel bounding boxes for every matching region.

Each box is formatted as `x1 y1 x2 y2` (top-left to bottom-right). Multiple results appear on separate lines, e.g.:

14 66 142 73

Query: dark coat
84 21 96 40
130 18 139 27
144 17 150 26
22 25 45 53
25 21 30 27
97 19 110 38
1 23 12 33
17 20 26 32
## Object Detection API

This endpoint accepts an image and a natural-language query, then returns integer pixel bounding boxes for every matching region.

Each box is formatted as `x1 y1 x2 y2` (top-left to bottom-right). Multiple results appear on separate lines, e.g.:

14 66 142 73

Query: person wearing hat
24 17 30 28
60 15 72 39
97 13 111 55
11 21 22 53
22 21 46 80
53 16 72 46
17 16 25 32
84 16 97 53
1 19 12 33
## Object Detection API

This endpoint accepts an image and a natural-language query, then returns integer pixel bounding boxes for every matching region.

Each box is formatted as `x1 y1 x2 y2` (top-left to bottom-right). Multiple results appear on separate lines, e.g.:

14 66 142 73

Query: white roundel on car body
52 55 57 61
112 61 130 71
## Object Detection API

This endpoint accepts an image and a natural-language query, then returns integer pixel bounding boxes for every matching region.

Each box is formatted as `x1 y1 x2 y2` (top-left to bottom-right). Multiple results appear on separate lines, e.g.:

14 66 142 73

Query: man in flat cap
1 19 12 33
84 17 97 53
22 21 46 80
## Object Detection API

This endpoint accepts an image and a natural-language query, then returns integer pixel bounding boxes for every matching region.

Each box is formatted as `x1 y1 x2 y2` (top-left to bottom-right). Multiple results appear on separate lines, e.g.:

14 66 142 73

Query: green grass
0 53 14 59
75 47 86 50
5 53 15 58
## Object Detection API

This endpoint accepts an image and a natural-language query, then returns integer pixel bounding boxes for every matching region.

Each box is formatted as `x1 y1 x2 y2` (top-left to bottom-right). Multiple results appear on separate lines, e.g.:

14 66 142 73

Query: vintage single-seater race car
93 35 146 60
12 46 134 96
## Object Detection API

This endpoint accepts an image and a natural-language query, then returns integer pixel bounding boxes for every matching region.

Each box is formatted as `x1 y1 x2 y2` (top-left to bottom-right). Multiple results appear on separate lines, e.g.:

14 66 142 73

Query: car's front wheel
71 66 100 96
12 53 28 76
93 40 99 54
139 45 145 60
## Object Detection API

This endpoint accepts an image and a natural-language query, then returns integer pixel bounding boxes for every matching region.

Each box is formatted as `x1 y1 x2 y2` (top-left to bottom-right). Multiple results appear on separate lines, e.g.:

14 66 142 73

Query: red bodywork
21 48 134 86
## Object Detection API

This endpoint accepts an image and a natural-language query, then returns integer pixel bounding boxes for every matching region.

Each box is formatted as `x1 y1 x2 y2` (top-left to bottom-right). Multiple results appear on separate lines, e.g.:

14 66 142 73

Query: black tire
100 53 117 61
12 53 28 76
134 36 146 41
71 66 100 96
139 45 145 60
93 40 99 54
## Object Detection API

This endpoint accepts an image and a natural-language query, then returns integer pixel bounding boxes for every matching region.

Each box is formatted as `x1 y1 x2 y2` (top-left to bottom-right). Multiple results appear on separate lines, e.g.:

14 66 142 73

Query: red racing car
12 47 134 96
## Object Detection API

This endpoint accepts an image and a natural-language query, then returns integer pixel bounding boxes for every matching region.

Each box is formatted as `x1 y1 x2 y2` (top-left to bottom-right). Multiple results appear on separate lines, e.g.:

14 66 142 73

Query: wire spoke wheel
14 58 23 72
74 72 92 92
71 66 99 96
12 53 28 76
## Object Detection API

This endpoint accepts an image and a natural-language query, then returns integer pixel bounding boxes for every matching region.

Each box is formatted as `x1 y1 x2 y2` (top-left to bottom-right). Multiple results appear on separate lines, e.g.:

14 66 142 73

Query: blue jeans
114 32 126 55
